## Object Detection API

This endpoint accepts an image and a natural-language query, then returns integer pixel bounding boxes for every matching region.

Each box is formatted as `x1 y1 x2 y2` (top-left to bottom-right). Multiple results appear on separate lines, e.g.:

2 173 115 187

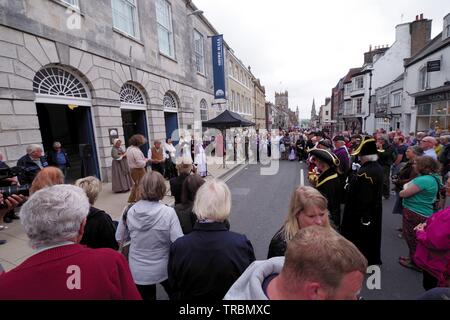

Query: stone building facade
0 0 221 182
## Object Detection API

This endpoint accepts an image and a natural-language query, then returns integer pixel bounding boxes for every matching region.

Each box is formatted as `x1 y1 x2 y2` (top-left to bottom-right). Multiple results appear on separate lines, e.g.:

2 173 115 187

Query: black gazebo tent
202 110 255 168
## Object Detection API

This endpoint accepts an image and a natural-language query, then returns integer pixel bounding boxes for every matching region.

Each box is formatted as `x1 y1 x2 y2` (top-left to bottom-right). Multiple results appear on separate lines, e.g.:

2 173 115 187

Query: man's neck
266 274 305 300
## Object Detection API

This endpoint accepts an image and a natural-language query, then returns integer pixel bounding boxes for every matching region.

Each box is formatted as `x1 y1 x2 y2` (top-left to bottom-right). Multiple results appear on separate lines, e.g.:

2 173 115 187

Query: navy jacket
16 155 48 185
168 222 255 301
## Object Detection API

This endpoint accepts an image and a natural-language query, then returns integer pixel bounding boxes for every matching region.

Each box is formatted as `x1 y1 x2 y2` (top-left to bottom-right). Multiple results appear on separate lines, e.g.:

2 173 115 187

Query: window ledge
159 52 178 63
112 28 144 46
50 0 85 17
196 71 207 79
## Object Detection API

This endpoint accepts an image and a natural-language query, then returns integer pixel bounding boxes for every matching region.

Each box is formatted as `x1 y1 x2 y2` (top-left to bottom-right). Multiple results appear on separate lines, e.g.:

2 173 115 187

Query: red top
0 244 141 300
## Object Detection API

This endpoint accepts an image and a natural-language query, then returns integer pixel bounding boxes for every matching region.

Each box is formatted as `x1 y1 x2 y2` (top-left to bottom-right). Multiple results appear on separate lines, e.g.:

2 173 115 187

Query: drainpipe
363 70 373 133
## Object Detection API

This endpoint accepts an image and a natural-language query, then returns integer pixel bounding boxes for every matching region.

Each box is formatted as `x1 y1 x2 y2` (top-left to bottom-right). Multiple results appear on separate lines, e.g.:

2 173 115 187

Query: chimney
410 15 432 56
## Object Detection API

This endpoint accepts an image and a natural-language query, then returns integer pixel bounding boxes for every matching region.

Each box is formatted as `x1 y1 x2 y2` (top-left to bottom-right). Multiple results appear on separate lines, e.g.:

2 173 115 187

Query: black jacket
378 143 396 167
16 155 48 185
267 228 287 259
47 149 71 168
170 173 189 205
80 206 119 250
174 203 198 235
342 161 383 265
168 222 255 301
316 168 343 228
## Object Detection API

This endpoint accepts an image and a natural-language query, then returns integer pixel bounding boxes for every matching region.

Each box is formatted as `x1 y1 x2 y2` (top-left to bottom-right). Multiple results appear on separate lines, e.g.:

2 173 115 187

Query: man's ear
77 218 87 243
304 282 327 300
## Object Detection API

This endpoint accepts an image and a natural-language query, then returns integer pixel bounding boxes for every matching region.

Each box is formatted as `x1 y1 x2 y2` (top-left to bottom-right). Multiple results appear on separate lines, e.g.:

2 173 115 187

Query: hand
0 194 26 219
5 177 18 185
414 223 426 232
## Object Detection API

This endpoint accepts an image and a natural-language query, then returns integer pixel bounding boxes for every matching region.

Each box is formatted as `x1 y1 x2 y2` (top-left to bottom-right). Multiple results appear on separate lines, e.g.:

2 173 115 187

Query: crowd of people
270 127 450 296
0 128 449 300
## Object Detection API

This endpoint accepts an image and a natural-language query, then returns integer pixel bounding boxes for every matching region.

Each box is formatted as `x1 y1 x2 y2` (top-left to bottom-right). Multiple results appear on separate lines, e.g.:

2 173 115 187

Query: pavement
0 157 245 272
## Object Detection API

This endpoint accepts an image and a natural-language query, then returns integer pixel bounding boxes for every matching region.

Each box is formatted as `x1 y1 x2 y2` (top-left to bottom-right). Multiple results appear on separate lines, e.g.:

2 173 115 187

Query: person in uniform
341 136 384 266
308 148 343 231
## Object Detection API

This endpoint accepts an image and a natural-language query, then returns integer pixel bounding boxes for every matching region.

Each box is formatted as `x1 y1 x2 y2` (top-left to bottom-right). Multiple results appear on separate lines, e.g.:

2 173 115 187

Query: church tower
310 99 317 119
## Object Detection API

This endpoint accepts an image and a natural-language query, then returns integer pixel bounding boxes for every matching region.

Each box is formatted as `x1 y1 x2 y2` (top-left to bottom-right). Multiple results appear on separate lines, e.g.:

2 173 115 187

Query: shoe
3 217 12 224
0 239 7 245
399 257 422 272
11 213 20 220
396 228 402 232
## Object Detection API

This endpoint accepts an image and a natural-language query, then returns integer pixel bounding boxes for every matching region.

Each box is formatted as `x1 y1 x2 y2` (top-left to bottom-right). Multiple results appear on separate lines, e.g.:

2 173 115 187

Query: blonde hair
194 179 231 222
74 176 102 205
30 167 65 194
281 186 330 242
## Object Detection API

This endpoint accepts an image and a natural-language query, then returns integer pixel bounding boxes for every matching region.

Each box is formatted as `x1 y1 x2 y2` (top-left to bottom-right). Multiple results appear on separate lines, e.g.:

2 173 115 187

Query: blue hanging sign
212 35 226 100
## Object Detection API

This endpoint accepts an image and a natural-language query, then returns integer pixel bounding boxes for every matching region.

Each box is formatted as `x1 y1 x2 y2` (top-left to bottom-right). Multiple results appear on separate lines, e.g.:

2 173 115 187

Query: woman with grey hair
168 179 255 300
0 185 141 300
47 141 70 179
75 176 118 250
116 171 183 300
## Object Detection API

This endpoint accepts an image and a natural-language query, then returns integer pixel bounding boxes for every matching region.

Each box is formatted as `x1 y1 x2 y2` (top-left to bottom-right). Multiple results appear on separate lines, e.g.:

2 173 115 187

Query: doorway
164 112 179 144
36 103 100 183
121 109 150 155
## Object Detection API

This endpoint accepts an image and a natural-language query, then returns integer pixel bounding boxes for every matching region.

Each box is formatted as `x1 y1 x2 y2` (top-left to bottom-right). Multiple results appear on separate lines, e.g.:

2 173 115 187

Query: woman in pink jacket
414 206 450 290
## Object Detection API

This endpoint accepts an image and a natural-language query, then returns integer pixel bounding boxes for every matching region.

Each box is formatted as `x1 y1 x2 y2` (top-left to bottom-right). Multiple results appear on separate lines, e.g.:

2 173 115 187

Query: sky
194 0 450 119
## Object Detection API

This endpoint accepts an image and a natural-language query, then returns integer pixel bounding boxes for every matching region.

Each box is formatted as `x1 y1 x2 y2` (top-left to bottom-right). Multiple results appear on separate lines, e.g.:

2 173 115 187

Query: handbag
118 203 134 260
431 176 444 212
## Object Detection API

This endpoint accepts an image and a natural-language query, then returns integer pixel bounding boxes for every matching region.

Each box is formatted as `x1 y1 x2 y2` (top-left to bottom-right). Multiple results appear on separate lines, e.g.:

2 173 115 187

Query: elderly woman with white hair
75 176 119 250
111 138 132 193
0 185 141 300
47 141 70 178
16 144 48 185
116 171 183 301
168 179 255 301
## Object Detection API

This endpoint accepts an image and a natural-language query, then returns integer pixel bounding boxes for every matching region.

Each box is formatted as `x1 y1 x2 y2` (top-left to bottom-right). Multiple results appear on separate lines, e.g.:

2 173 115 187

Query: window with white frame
194 30 205 74
237 94 241 113
230 90 235 111
200 99 208 121
391 92 402 107
62 0 79 8
156 0 175 58
344 83 352 95
111 0 139 38
419 67 429 90
353 76 364 90
354 97 363 114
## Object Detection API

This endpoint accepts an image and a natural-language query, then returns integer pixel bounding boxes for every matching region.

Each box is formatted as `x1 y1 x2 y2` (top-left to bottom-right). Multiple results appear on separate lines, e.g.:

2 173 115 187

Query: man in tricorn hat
341 136 383 265
308 148 343 231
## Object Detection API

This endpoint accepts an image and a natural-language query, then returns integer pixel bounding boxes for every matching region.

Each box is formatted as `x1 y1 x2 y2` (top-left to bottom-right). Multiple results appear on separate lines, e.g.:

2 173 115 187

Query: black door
36 103 100 183
121 110 149 156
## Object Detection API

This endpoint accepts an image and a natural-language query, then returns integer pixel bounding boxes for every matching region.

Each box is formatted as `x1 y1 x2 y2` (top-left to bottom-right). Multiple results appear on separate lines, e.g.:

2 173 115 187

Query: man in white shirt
420 136 438 160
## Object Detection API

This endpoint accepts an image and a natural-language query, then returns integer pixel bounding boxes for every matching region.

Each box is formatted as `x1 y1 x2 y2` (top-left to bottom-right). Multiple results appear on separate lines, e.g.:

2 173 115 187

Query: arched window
120 83 145 105
33 67 89 98
200 99 208 121
163 92 178 111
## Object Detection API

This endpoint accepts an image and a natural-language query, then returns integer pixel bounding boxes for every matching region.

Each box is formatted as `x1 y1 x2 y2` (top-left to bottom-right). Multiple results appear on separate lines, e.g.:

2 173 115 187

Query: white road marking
300 168 305 186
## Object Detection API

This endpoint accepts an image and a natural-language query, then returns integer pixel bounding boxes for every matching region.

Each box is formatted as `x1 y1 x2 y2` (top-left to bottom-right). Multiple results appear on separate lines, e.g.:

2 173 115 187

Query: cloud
194 0 450 116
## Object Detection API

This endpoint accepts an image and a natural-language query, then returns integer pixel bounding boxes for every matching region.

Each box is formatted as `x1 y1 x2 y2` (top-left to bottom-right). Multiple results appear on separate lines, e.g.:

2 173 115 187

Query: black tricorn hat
351 136 378 156
308 148 340 167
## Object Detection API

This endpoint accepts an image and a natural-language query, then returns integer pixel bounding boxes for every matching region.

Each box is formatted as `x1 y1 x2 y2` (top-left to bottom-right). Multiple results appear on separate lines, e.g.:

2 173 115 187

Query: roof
405 32 450 67
202 110 255 129
343 68 363 83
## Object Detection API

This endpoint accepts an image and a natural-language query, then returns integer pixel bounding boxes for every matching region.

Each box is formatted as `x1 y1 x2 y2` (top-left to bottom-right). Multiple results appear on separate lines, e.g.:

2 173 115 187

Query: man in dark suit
342 136 384 266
